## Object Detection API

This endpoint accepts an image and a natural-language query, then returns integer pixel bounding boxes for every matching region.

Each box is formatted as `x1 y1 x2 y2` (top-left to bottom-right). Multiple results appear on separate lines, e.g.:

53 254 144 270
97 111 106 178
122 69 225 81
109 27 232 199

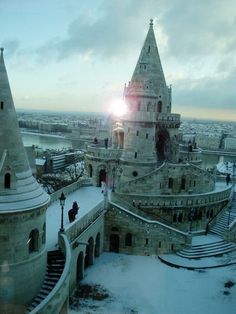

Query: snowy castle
0 21 236 314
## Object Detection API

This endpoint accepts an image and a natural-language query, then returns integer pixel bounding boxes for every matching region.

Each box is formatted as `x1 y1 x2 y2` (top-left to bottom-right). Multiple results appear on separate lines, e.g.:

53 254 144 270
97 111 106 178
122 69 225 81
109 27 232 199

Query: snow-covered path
71 252 236 314
46 186 104 249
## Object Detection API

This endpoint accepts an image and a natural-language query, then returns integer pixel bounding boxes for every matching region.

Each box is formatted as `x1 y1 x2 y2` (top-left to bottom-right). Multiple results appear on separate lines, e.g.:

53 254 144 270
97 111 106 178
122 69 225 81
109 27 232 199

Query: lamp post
59 192 66 232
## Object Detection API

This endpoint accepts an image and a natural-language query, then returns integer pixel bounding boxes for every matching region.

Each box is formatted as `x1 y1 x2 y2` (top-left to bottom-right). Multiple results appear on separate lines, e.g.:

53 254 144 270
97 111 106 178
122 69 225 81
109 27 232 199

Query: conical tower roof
0 48 50 212
127 19 167 96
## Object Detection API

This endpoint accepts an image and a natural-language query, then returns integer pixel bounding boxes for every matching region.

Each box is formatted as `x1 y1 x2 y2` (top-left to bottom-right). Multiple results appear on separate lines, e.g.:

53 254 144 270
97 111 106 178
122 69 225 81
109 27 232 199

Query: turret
0 48 50 313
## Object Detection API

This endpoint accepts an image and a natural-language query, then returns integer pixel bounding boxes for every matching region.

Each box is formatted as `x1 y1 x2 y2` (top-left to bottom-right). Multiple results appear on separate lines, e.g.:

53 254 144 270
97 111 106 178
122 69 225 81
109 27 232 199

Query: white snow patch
70 253 236 314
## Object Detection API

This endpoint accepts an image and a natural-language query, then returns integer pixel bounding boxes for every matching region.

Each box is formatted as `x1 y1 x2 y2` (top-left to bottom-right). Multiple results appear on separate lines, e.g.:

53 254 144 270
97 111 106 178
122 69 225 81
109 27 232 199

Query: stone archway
95 232 101 258
76 251 84 281
156 129 170 161
84 237 94 268
99 169 107 187
109 234 119 253
88 164 93 178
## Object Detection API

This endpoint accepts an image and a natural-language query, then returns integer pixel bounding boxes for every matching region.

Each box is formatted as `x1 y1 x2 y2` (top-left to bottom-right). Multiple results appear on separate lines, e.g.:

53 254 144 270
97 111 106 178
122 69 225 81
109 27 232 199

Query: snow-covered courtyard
70 252 236 314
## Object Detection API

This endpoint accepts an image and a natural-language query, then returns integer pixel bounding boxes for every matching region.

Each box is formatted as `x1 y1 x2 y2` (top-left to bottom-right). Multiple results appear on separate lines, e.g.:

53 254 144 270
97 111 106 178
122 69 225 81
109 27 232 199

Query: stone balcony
86 145 123 161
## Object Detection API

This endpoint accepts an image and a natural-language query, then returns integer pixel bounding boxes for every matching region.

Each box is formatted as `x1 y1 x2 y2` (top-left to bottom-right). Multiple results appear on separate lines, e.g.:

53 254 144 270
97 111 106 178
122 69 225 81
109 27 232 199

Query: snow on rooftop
70 252 236 314
46 186 104 249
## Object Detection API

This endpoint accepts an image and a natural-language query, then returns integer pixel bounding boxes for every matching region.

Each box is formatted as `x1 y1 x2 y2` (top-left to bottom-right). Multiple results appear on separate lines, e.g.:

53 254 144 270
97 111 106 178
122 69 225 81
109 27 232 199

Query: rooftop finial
0 48 4 56
150 19 153 27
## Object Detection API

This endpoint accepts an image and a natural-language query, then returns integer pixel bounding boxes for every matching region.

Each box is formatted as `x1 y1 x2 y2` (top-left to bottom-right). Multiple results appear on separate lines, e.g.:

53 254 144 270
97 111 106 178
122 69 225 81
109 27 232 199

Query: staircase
176 237 236 259
210 192 236 237
25 249 65 313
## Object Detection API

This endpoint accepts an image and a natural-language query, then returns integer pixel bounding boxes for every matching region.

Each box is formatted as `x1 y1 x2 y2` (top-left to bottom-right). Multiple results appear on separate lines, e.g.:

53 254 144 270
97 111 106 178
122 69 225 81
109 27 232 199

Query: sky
0 0 236 121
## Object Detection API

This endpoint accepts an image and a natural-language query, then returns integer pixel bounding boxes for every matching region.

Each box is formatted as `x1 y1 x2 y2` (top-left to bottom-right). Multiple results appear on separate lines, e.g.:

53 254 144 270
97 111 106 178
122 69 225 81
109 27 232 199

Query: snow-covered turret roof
0 48 50 212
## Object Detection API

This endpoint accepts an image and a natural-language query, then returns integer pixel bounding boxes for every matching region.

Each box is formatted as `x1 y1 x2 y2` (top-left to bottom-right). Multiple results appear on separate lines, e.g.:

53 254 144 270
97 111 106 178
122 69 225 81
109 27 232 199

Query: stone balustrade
64 200 105 244
115 184 233 209
86 146 122 160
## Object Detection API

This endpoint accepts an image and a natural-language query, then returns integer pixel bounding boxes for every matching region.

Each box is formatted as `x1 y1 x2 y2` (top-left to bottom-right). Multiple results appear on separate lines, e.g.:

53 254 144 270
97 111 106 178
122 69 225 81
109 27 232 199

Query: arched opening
28 229 39 253
157 101 162 113
84 237 94 268
109 234 119 253
168 178 173 189
42 223 46 244
156 129 170 161
99 169 106 187
119 131 124 149
173 213 177 223
178 213 183 223
95 233 101 257
125 233 132 246
4 173 11 189
88 164 93 178
77 251 84 281
181 177 186 190
147 102 151 112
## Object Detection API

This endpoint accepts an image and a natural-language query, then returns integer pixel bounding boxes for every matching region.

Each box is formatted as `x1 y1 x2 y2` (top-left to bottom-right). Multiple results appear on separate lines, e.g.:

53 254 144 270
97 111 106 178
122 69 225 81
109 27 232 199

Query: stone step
190 240 225 249
25 249 65 313
180 242 235 255
176 245 236 259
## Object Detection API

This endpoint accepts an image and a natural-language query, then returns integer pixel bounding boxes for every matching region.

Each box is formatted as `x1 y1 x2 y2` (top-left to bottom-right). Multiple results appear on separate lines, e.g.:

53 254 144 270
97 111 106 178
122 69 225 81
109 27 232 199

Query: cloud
36 0 162 61
174 66 236 110
160 0 236 59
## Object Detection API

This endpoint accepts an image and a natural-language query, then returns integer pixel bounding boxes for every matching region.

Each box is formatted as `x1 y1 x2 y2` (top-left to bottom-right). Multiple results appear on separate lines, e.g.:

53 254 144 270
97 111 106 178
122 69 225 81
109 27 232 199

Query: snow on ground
70 253 236 314
217 161 235 176
46 186 103 249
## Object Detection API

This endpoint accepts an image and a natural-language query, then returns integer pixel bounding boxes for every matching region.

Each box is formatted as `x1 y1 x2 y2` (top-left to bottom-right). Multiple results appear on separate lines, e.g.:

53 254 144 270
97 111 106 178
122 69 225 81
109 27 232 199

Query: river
21 131 72 150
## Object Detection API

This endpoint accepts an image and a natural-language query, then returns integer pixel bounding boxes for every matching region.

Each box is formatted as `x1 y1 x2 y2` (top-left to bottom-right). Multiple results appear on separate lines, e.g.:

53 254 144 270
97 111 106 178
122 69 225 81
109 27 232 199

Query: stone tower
119 19 180 183
0 48 50 313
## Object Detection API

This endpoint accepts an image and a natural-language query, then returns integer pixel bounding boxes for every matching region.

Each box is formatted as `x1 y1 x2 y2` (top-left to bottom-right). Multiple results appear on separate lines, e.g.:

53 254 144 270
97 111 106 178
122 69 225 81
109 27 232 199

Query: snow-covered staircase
210 192 236 237
176 237 236 259
25 249 65 313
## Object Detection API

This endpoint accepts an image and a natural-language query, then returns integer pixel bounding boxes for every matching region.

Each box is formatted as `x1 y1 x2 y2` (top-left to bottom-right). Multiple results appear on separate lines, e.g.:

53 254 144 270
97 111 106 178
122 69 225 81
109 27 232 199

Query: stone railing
207 188 235 231
86 146 122 160
156 113 181 123
64 200 105 244
29 234 71 314
115 184 233 209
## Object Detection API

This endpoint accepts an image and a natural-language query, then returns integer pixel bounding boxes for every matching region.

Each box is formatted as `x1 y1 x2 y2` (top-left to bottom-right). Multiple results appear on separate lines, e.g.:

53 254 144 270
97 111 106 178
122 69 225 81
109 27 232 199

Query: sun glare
110 99 128 117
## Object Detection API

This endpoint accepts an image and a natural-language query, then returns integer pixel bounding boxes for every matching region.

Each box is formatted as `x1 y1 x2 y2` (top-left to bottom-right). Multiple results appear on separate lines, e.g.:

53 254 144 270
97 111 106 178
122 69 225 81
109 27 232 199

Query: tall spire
128 19 167 96
0 50 49 211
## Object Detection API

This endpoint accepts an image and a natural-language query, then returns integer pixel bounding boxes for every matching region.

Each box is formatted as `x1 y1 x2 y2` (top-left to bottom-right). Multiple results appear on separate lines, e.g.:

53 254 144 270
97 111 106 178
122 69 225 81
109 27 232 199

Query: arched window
173 213 177 223
134 152 137 159
1 101 3 110
157 101 162 113
181 177 186 190
4 173 11 189
168 178 173 189
137 103 141 111
88 164 93 177
125 233 132 246
28 229 39 253
42 223 46 244
147 102 151 112
178 213 183 223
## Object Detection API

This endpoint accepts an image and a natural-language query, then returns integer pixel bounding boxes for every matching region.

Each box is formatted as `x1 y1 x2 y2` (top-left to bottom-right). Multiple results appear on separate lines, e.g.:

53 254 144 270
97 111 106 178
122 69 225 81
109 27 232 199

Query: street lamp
59 192 66 232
